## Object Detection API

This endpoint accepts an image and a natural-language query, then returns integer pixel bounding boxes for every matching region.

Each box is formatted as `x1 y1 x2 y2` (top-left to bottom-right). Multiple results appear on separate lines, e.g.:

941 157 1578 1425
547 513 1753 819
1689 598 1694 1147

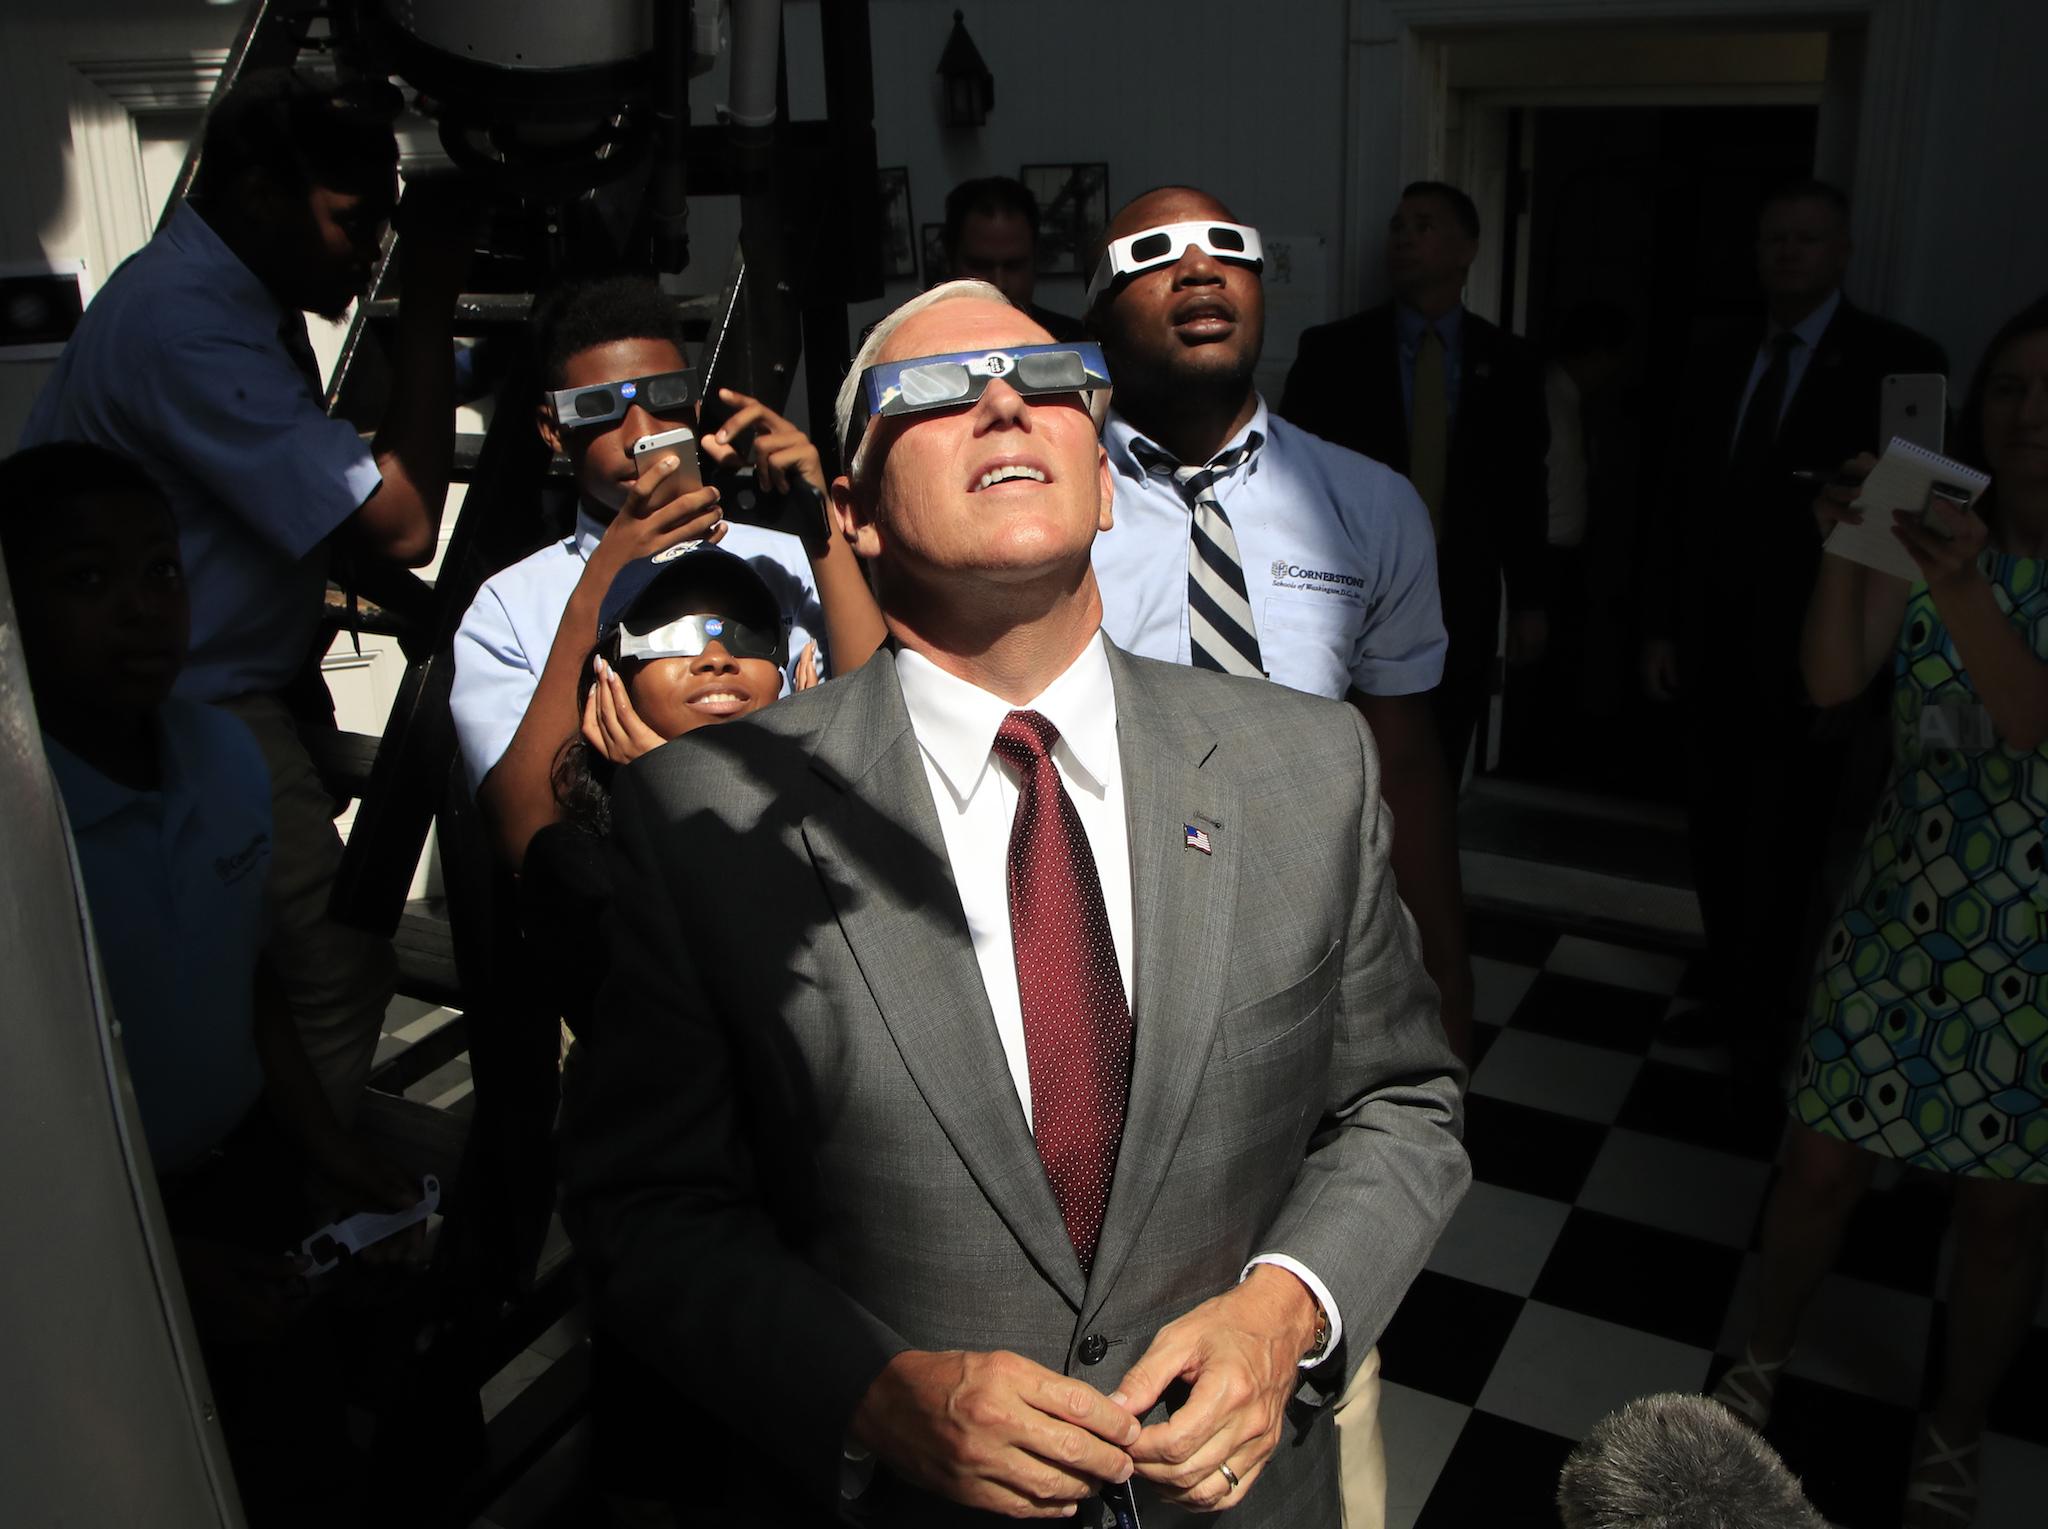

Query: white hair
834 278 1013 478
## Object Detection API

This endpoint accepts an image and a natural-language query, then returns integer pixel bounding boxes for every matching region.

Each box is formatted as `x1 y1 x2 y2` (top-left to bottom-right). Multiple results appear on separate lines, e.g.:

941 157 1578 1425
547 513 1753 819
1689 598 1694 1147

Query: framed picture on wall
0 259 89 361
920 223 949 287
1021 163 1109 276
878 167 917 280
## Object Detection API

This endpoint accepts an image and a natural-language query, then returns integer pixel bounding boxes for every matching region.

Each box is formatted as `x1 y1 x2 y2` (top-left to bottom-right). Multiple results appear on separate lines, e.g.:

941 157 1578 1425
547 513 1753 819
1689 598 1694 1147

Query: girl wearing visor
522 544 793 1520
551 544 793 841
520 546 790 1029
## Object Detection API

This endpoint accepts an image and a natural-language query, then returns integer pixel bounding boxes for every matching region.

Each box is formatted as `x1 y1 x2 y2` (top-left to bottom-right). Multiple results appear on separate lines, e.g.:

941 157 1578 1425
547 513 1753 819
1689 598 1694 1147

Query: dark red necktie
992 710 1133 1274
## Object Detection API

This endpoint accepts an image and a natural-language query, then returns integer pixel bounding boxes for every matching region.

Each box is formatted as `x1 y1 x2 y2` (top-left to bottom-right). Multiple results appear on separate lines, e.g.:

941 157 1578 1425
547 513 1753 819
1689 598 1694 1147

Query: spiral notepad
1823 437 1992 581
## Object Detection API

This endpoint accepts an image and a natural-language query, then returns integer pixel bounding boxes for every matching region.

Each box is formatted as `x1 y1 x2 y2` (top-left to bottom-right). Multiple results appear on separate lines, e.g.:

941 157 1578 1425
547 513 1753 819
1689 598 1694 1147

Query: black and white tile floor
1384 910 2048 1528
372 911 2047 1526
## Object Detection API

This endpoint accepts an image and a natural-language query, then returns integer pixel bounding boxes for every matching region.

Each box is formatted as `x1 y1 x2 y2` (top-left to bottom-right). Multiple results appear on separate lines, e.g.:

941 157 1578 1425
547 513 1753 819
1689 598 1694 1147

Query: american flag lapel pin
1184 823 1213 855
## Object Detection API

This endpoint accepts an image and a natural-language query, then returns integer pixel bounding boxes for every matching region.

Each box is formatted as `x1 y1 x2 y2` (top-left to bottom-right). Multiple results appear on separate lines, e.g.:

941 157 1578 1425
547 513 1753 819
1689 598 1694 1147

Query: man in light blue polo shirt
1096 404 1444 701
451 275 883 868
1087 185 1469 1051
1085 176 1466 1529
20 73 474 1125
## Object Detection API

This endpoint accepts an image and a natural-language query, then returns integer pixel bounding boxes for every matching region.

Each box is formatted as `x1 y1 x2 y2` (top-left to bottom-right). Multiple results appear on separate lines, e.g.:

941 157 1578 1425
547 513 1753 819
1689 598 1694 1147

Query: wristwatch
1303 1297 1332 1366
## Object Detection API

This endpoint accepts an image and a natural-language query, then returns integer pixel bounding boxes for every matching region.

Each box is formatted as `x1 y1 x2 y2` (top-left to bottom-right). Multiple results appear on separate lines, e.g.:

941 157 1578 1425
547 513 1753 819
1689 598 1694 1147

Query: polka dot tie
992 710 1133 1274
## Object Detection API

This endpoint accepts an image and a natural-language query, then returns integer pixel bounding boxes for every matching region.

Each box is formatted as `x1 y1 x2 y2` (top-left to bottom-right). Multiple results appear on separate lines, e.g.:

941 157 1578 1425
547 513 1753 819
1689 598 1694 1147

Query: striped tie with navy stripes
1132 439 1264 678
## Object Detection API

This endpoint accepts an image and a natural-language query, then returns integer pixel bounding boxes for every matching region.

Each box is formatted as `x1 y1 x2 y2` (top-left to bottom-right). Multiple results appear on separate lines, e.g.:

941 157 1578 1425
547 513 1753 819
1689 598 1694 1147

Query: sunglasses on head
842 341 1113 466
1086 221 1265 302
546 369 695 429
613 611 788 671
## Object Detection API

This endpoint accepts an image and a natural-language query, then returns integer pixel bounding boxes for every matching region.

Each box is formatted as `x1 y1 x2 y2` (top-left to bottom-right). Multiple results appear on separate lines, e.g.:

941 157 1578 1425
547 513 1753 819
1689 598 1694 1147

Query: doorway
1492 102 1820 801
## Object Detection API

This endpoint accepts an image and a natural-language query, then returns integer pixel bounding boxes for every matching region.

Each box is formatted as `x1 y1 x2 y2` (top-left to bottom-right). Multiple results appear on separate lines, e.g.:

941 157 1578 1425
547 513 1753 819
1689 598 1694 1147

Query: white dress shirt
1544 364 1589 549
895 634 1135 1116
894 631 1342 1362
1732 286 1842 443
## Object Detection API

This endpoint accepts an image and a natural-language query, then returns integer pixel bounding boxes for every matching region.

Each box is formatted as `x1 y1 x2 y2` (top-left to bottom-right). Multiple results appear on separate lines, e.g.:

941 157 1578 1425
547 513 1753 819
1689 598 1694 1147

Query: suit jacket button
1078 1333 1109 1366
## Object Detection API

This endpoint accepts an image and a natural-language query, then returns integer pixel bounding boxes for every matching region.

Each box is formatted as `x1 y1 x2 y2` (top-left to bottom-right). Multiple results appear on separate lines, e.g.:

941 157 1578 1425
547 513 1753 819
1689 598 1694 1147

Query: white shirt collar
571 501 608 559
1105 396 1270 483
895 632 1117 807
1772 287 1842 353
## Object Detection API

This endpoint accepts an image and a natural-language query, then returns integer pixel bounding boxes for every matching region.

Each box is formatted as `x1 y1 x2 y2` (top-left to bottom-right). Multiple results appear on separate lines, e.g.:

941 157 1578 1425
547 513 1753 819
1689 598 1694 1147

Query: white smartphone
630 424 702 488
1881 373 1947 454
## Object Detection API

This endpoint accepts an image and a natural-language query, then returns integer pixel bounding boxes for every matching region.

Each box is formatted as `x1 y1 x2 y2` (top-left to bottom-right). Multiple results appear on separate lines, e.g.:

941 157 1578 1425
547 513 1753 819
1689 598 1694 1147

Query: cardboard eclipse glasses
842 341 1113 465
612 611 787 671
546 368 694 428
1086 220 1265 303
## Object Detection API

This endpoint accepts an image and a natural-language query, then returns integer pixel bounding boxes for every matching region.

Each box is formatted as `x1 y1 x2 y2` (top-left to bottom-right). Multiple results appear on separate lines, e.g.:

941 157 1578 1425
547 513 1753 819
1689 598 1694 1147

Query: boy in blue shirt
3 442 415 1516
451 274 886 866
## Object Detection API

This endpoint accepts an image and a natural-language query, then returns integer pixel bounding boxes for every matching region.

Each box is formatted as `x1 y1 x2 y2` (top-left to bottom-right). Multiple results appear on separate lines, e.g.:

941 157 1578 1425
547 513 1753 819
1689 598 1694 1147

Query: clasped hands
850 1265 1319 1519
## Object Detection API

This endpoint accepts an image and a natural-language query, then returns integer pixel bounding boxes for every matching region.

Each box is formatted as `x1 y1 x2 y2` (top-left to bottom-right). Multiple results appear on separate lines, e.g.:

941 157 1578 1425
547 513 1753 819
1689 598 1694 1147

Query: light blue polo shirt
1094 399 1447 700
46 700 273 1174
21 203 383 703
450 504 824 796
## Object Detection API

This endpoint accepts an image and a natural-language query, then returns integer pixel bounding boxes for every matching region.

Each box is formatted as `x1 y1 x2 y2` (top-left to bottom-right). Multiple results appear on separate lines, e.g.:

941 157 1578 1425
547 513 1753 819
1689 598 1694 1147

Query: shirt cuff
1242 1253 1342 1368
841 1440 876 1500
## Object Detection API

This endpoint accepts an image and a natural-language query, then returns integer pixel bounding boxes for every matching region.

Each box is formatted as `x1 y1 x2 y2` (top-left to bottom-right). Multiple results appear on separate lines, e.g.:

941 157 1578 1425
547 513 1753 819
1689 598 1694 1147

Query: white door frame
1339 0 1937 319
66 51 227 288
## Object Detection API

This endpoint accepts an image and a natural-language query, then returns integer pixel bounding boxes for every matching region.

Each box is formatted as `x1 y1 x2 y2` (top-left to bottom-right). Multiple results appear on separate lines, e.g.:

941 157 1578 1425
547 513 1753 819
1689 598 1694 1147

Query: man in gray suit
559 280 1468 1525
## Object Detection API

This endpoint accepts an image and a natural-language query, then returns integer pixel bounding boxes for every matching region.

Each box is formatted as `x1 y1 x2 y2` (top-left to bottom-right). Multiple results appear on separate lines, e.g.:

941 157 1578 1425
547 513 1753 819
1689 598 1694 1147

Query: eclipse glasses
842 340 1113 466
1086 221 1265 302
597 546 790 672
613 611 787 671
546 368 694 428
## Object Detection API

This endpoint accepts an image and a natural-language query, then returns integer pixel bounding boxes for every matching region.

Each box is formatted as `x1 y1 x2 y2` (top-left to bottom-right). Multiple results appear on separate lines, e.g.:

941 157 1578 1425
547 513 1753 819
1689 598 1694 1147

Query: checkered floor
1383 910 2048 1528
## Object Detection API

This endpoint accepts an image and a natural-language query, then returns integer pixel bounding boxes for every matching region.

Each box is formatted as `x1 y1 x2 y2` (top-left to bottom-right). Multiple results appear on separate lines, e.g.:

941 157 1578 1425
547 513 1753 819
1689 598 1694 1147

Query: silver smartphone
1882 373 1946 454
630 425 702 488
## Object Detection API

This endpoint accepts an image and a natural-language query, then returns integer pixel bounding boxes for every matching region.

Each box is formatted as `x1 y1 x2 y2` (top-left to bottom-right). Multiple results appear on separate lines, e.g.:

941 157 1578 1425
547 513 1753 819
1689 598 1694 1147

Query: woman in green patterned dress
1716 299 2048 1528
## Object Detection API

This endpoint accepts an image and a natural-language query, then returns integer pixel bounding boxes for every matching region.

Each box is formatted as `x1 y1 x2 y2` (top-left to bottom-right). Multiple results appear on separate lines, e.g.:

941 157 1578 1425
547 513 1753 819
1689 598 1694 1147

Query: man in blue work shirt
21 71 474 1125
451 274 883 868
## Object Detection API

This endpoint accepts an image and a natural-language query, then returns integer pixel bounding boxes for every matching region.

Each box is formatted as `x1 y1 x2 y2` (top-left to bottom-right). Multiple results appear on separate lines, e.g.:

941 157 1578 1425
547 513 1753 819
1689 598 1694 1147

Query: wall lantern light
938 10 994 128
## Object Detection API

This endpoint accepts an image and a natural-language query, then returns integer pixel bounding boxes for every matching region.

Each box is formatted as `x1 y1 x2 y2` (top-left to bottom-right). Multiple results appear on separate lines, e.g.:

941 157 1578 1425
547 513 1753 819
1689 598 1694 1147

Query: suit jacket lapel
799 653 1087 1307
1083 646 1241 1322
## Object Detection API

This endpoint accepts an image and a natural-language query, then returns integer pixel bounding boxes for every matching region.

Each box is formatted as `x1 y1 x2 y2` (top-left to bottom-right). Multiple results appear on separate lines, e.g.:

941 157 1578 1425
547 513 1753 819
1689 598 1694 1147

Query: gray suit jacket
558 641 1469 1527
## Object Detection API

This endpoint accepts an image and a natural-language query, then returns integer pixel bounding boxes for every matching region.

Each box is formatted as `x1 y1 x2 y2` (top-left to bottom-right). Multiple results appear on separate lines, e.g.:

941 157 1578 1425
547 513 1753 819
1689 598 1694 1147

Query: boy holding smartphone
451 275 884 867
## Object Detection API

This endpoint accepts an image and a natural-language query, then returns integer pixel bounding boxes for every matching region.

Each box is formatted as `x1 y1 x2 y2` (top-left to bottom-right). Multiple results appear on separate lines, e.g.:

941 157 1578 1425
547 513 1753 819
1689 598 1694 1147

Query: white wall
0 10 241 440
782 0 1353 393
1893 0 2048 383
11 0 2044 437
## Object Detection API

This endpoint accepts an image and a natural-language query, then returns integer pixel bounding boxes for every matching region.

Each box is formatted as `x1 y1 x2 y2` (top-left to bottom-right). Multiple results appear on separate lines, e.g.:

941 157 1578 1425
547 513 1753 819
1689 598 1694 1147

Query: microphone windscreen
1556 1392 1829 1529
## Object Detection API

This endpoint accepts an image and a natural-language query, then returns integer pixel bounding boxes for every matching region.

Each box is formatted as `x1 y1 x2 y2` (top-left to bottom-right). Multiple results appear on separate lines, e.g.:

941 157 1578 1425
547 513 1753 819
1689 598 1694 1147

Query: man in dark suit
1280 181 1550 784
558 281 1468 1526
1638 180 1946 1096
942 175 1089 342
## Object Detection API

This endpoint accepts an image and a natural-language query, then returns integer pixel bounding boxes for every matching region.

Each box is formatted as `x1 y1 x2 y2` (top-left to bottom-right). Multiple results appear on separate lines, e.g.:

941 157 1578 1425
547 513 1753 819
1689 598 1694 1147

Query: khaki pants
1334 1345 1385 1529
219 693 395 1127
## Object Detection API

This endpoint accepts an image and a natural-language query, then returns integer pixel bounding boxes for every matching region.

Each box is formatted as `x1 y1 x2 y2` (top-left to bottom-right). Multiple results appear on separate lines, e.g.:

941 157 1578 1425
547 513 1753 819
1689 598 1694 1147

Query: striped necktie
1131 439 1264 678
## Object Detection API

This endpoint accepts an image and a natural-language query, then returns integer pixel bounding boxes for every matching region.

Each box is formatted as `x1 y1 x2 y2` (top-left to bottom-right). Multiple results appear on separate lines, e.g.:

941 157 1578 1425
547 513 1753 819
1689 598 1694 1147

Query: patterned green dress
1795 552 2048 1181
